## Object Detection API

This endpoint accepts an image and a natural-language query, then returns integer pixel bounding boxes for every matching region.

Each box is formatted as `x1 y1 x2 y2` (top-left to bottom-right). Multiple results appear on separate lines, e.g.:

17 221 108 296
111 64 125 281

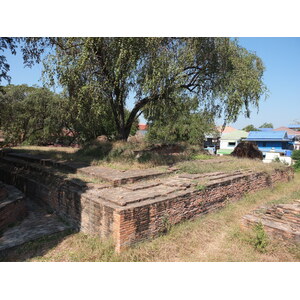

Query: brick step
3 152 174 186
78 166 174 186
263 214 300 226
242 214 300 242
0 181 27 232
6 152 89 173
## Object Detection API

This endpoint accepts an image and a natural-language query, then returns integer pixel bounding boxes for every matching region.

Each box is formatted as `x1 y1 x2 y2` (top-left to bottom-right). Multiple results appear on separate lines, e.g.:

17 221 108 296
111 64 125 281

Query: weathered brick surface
0 182 27 231
242 200 300 243
114 169 294 251
0 150 294 252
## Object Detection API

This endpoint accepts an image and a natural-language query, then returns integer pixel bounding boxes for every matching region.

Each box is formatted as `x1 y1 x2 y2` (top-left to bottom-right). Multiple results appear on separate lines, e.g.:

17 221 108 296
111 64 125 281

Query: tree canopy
0 37 268 144
0 85 68 145
243 124 259 132
259 122 274 128
41 37 267 141
0 38 18 85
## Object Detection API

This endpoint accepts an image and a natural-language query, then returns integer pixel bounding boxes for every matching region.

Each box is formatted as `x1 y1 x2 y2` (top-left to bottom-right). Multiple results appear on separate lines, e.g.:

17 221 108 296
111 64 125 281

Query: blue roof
246 131 291 141
287 124 300 129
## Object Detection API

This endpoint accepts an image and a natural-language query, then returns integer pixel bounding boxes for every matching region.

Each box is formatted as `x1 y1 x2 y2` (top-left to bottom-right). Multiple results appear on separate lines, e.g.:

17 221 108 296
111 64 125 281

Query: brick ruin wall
0 182 27 231
115 169 293 251
0 156 294 252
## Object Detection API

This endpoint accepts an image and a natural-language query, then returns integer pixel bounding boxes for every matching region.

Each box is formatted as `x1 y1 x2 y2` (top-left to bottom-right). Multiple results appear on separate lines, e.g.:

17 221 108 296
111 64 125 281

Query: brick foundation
0 152 294 252
114 169 293 251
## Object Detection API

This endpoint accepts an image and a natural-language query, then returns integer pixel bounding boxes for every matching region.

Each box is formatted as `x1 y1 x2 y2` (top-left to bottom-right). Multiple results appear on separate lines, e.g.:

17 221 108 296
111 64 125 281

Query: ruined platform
242 201 300 243
2 151 174 185
0 198 71 257
0 150 295 252
78 166 173 186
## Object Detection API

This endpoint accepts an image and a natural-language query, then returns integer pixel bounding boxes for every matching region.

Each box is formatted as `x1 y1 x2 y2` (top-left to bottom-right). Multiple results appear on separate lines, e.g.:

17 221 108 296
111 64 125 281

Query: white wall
220 140 237 150
263 152 292 165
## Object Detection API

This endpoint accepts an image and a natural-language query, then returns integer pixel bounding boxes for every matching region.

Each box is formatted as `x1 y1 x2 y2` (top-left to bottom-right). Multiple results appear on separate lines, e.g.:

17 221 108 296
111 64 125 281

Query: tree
259 122 273 128
0 85 68 145
42 37 267 141
145 94 216 144
0 37 52 85
243 124 259 132
0 38 19 85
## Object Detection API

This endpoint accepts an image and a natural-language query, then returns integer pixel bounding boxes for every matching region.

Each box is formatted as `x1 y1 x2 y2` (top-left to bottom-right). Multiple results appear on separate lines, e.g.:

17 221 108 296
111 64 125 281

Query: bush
292 150 300 161
293 160 300 171
252 222 269 253
75 141 112 159
231 141 263 160
292 150 300 171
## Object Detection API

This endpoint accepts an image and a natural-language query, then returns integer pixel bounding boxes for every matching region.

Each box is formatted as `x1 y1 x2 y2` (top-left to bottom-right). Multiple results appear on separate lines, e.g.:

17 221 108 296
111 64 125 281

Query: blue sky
2 37 300 128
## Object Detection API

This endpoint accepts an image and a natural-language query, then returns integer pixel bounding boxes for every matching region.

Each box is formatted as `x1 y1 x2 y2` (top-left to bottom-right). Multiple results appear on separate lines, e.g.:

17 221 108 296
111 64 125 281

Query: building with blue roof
287 124 300 131
246 130 294 157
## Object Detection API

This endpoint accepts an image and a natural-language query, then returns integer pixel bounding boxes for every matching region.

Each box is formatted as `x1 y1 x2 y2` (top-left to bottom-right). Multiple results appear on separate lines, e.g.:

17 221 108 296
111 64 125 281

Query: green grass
2 173 300 262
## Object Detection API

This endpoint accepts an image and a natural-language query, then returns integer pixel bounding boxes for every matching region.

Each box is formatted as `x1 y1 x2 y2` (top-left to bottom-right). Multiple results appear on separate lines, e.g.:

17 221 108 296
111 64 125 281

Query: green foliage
293 160 300 171
0 38 18 84
196 184 206 191
252 222 269 253
42 37 267 141
259 122 273 128
292 150 300 161
0 37 52 85
292 150 300 171
75 141 113 159
243 124 258 132
162 215 172 233
191 153 213 160
146 106 216 145
0 85 68 145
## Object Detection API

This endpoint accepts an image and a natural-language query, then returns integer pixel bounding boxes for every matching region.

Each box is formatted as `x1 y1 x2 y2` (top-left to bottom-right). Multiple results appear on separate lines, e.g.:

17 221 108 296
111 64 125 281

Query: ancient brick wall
115 169 293 251
0 183 27 231
0 152 294 252
0 161 115 238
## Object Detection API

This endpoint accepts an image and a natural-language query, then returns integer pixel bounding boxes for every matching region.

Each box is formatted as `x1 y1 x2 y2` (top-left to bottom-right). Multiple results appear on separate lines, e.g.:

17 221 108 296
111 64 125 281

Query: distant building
216 126 237 134
287 124 300 131
217 130 248 155
204 126 237 154
136 124 148 137
274 127 300 150
258 128 274 132
246 131 293 164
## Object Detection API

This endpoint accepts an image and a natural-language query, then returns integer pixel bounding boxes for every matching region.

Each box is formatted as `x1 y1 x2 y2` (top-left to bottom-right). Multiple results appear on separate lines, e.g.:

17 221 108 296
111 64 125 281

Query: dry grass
3 173 300 262
10 143 213 170
13 145 78 153
178 156 287 175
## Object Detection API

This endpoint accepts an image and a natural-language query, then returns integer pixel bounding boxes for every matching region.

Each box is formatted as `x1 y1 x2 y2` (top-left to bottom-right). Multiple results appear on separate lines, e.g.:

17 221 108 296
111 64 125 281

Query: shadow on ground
0 229 75 262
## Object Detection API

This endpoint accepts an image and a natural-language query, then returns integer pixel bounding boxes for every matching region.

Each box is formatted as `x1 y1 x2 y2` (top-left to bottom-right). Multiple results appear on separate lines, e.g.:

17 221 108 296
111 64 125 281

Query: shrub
292 150 300 171
293 160 300 171
292 150 300 161
252 222 269 253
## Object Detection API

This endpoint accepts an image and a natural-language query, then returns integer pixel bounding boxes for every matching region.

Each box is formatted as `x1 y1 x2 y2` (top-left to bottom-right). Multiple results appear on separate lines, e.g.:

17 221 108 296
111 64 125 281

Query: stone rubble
242 201 300 242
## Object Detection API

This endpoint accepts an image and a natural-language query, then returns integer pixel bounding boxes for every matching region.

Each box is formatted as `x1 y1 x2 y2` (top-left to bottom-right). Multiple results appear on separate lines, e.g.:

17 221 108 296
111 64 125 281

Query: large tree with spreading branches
0 37 267 141
39 37 267 141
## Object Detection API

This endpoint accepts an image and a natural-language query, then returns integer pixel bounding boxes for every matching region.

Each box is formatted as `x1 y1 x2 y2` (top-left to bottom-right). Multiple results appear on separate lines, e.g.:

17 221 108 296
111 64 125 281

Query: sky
2 37 300 129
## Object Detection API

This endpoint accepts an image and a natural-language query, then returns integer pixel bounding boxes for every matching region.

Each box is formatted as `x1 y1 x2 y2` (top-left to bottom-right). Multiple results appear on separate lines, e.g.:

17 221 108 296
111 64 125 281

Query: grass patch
9 142 213 170
178 156 287 175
